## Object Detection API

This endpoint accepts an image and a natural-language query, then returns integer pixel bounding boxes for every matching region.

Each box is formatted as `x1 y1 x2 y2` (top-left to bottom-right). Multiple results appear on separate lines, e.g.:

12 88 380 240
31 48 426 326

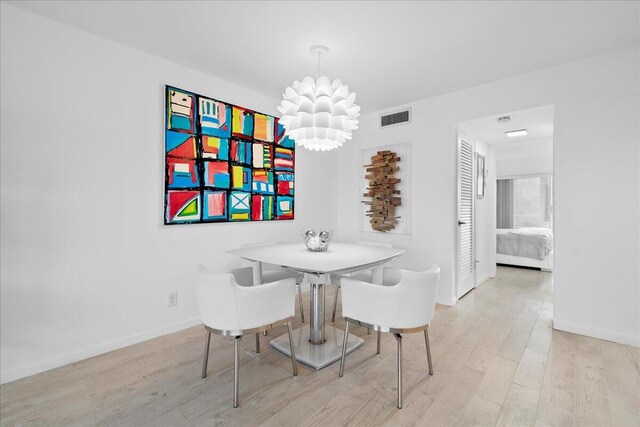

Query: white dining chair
338 265 440 409
330 242 393 323
196 265 298 408
241 242 306 322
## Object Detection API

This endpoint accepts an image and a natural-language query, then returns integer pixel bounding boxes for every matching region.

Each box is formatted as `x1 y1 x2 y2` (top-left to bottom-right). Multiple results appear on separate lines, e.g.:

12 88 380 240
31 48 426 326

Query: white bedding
508 227 553 247
497 227 553 260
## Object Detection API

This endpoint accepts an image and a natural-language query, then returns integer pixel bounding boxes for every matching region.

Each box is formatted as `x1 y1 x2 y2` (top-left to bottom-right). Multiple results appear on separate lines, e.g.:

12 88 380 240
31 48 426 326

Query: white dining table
227 242 404 369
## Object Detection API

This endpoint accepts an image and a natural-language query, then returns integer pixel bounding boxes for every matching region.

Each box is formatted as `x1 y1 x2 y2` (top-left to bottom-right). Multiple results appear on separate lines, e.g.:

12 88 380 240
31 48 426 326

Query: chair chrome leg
424 326 433 375
297 284 305 323
255 332 260 353
233 336 242 408
394 333 403 409
377 330 381 355
201 330 211 378
339 321 350 377
332 285 339 322
286 320 298 376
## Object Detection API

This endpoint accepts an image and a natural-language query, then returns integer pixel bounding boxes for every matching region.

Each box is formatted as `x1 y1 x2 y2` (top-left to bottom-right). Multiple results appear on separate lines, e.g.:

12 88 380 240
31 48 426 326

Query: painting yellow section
232 212 249 220
254 114 268 140
205 136 220 148
232 106 243 133
232 165 244 187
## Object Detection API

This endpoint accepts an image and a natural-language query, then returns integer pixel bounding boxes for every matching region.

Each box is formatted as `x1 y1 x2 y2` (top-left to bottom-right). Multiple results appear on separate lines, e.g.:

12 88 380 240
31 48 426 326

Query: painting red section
278 211 293 220
277 181 290 195
168 190 198 219
251 195 263 220
167 136 196 159
167 158 197 185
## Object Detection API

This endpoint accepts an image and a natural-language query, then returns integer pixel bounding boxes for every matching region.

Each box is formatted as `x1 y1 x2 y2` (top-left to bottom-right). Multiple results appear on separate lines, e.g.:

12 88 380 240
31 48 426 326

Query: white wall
0 4 338 383
495 139 553 177
336 47 639 346
473 139 497 285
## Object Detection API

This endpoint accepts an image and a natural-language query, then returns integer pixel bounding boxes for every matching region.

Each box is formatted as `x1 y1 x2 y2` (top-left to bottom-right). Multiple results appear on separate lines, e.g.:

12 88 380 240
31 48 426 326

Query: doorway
456 105 555 301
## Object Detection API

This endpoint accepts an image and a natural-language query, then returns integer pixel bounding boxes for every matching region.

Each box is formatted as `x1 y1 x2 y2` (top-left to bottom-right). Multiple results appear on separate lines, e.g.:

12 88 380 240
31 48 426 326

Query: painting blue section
217 139 229 161
202 105 232 138
279 136 295 148
215 174 230 188
242 112 254 136
278 173 294 182
276 122 295 148
229 191 251 220
276 196 294 216
245 144 252 165
232 140 253 165
171 115 191 131
166 130 192 152
168 170 199 189
201 116 218 125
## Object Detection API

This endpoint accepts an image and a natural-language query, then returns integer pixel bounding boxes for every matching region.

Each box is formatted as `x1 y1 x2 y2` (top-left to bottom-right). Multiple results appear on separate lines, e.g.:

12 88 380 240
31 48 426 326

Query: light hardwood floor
1 266 639 426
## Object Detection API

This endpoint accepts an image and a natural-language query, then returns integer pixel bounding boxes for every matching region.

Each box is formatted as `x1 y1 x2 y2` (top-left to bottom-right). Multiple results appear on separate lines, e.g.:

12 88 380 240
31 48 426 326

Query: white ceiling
461 105 554 146
8 1 639 113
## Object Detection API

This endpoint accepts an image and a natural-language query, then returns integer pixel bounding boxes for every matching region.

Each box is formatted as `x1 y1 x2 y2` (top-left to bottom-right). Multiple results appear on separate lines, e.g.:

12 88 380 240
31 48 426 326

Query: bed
496 227 553 271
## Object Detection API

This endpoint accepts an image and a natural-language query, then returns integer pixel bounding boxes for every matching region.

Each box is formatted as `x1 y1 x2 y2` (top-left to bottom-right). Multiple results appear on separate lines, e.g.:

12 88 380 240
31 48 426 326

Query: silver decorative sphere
301 229 334 252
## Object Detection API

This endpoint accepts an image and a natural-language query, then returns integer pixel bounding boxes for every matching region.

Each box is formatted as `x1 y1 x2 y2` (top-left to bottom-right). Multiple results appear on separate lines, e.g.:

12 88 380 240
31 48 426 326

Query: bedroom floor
1 266 639 426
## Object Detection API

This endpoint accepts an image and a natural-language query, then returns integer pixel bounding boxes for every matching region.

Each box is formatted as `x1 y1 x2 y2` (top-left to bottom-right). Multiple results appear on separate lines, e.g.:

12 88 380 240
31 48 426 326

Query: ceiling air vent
380 109 411 128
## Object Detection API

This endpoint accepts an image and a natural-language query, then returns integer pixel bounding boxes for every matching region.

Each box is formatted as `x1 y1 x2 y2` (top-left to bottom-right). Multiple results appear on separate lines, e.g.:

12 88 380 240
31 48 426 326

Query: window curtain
496 179 514 229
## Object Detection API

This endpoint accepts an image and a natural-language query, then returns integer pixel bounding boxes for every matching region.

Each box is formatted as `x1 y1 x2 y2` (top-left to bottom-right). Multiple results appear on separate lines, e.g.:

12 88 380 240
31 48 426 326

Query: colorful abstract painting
164 86 295 224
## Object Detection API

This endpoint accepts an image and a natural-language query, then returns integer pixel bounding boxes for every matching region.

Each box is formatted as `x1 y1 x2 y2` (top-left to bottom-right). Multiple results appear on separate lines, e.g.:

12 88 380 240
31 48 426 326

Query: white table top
227 242 404 275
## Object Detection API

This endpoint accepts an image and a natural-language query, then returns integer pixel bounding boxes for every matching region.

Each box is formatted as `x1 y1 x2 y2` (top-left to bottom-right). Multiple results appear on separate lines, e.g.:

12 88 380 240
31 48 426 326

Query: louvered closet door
457 134 475 298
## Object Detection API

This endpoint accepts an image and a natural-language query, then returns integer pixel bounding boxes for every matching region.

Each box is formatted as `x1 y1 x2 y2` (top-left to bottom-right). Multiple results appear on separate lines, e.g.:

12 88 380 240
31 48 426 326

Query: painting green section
178 198 198 217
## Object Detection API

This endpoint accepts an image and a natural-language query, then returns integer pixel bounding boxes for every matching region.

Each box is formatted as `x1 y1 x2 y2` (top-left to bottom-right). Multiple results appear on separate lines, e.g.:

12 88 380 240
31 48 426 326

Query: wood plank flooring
1 266 639 426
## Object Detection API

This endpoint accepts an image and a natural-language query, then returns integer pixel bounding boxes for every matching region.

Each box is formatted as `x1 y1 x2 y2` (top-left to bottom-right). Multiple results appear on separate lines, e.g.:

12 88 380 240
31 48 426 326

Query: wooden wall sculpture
362 150 401 232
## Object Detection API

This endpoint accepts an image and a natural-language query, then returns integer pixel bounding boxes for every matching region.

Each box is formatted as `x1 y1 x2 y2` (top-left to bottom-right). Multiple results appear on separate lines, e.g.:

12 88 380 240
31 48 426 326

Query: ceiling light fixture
506 129 528 137
277 45 360 151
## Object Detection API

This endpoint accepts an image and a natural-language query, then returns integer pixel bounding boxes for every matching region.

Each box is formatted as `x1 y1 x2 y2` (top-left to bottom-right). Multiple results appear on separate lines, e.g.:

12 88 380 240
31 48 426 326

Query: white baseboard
553 318 640 347
0 316 202 385
436 295 457 306
475 274 491 287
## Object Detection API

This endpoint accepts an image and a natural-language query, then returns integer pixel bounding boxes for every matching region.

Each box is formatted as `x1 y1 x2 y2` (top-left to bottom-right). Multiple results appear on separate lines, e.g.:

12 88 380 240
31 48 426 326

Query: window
497 175 552 229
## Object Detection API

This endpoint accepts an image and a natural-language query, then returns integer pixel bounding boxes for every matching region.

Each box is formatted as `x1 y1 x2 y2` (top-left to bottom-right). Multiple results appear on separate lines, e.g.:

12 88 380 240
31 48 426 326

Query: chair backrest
388 265 440 328
196 265 297 332
231 266 254 287
195 265 242 331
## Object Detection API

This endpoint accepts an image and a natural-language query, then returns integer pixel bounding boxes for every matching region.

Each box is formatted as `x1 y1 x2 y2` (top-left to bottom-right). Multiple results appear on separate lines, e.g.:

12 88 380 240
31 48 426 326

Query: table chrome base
270 325 364 370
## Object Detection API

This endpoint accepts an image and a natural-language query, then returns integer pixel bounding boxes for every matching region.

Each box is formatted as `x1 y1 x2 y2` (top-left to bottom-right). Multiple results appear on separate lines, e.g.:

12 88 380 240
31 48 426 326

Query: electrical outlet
168 291 177 307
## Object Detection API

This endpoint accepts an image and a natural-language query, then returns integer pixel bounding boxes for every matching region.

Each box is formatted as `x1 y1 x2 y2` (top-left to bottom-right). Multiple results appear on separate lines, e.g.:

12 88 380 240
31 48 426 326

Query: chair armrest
235 278 296 330
340 277 400 328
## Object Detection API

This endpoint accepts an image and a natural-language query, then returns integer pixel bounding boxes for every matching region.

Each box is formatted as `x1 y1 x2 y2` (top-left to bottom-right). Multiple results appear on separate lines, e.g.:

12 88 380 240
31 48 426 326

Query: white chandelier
277 45 360 151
